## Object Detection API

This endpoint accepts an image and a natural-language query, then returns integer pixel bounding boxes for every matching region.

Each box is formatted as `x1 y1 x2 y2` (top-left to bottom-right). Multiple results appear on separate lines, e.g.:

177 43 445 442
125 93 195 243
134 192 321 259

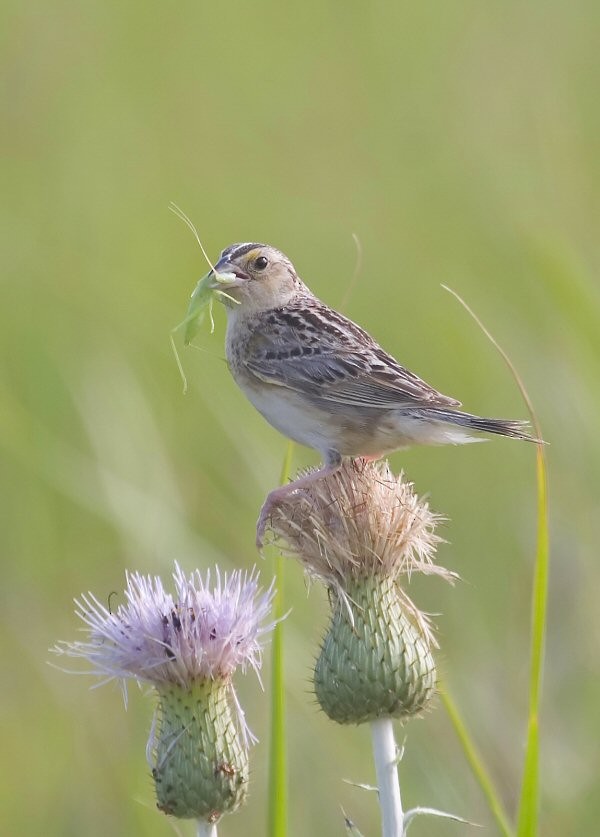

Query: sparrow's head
208 243 305 312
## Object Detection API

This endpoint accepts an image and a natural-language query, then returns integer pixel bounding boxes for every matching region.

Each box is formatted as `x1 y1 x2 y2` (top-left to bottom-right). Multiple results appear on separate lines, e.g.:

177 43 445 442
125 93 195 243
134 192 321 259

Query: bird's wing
243 303 461 410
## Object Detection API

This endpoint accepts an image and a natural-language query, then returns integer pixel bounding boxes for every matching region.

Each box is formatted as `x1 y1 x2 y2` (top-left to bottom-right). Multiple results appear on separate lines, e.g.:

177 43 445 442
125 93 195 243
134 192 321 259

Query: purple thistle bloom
53 564 277 822
54 563 276 690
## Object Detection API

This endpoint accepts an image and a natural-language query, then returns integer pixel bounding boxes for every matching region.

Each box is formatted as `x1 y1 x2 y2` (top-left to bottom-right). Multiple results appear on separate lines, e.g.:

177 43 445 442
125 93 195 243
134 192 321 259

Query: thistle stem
197 821 217 837
371 718 403 837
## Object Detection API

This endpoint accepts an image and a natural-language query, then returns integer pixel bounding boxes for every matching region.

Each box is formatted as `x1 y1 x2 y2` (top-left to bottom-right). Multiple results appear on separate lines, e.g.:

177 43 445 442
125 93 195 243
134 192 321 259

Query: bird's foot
255 456 344 552
255 497 274 551
255 484 293 550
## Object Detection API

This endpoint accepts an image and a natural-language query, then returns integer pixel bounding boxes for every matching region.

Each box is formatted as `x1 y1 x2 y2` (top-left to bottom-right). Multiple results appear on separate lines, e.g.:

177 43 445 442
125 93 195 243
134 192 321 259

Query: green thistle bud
153 679 248 820
314 574 436 724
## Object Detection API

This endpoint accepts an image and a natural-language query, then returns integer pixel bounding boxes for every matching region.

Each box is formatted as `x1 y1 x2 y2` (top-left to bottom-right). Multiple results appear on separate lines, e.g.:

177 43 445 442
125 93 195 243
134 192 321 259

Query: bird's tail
422 408 542 443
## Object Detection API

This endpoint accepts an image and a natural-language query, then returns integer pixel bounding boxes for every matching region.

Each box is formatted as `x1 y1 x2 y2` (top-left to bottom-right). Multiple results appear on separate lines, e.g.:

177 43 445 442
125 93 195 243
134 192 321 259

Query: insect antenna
168 202 216 274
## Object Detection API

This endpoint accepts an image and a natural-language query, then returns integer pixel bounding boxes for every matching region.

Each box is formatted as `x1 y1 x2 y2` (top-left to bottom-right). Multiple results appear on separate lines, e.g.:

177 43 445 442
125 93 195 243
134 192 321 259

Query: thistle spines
153 679 249 821
314 574 436 725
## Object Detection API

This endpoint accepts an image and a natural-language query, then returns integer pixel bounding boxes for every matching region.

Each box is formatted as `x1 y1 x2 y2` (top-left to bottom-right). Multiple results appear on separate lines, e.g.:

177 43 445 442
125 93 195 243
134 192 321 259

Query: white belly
242 383 337 455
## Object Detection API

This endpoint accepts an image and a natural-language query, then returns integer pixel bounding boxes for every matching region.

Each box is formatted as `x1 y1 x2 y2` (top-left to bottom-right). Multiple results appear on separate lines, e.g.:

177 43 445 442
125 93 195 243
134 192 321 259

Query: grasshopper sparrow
206 242 536 547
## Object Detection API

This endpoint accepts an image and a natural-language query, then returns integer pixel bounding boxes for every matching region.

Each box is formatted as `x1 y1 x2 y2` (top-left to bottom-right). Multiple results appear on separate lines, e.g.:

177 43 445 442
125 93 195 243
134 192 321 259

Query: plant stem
442 285 549 837
268 550 287 837
371 718 403 837
197 821 217 837
516 445 549 836
267 441 294 837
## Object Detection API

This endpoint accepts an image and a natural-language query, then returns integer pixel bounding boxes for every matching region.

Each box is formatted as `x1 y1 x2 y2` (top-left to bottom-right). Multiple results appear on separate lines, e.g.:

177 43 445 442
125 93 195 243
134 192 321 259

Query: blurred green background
2 2 598 835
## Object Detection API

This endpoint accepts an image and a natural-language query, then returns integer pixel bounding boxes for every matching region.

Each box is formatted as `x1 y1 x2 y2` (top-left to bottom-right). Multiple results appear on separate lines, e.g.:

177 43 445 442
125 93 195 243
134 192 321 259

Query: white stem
371 718 403 837
197 820 218 837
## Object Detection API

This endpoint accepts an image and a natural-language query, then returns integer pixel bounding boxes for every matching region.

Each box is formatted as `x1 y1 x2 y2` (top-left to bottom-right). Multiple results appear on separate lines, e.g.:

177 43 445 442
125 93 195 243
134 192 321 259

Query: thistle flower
269 459 455 725
53 563 276 827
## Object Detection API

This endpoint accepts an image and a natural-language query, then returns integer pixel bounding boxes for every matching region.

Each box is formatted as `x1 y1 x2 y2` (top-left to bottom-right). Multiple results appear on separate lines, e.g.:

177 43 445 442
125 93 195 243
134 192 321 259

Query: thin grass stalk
442 286 549 836
439 687 514 837
516 446 549 836
267 441 294 837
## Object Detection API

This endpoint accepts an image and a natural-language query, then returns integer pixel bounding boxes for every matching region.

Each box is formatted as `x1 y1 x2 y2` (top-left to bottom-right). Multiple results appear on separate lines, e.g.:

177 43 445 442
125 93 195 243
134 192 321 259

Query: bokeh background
2 2 598 835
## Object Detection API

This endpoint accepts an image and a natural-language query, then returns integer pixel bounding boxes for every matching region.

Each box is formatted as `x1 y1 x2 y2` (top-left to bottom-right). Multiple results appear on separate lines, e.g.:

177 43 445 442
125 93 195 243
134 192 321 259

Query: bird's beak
206 256 247 289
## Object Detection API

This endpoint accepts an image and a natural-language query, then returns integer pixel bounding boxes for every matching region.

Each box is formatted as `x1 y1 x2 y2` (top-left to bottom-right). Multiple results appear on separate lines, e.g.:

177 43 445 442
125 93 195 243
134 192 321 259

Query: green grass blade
439 687 514 837
267 441 294 837
268 561 286 837
516 446 549 836
442 286 549 836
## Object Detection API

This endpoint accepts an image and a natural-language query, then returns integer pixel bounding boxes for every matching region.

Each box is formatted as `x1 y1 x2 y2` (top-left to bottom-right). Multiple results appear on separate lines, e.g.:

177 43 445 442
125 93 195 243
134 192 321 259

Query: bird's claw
255 501 272 552
255 523 265 552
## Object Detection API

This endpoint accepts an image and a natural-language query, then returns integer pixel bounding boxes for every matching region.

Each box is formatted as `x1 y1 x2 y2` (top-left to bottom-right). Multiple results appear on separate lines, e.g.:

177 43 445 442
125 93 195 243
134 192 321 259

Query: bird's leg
256 451 343 550
354 452 384 463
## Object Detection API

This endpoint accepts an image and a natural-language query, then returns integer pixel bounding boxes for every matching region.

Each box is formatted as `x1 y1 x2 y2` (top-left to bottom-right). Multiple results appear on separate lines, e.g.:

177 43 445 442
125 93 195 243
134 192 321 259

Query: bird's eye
254 256 268 270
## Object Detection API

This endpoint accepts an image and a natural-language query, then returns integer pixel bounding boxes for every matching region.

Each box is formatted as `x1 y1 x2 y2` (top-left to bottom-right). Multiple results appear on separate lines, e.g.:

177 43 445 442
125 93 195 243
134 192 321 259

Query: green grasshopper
169 203 239 393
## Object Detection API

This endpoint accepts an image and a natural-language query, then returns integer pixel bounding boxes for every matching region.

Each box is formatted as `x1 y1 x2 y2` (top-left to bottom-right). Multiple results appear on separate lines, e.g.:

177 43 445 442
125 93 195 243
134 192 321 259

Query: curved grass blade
439 686 513 837
442 285 548 837
516 446 548 836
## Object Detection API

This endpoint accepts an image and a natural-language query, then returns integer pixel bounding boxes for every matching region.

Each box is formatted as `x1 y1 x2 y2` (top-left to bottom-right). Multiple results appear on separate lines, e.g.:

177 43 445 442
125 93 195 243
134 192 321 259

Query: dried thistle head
269 459 456 724
269 458 454 591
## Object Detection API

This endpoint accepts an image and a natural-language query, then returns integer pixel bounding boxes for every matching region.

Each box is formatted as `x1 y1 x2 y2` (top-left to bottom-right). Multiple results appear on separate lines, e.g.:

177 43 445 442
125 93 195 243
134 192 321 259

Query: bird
204 242 538 547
